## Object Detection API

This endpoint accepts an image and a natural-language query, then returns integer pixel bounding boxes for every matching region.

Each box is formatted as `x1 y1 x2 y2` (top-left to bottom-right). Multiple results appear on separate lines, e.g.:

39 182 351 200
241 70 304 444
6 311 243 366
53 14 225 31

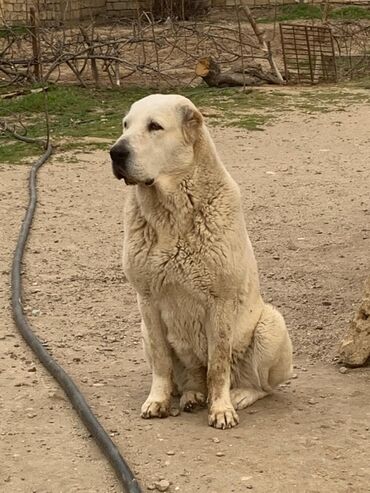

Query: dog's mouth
123 177 155 187
112 163 154 187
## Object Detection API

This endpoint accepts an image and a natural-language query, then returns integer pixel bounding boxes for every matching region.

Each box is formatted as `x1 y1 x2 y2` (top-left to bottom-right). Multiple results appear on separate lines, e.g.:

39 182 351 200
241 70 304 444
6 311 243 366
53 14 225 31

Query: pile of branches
330 20 370 78
0 10 282 88
1 3 370 89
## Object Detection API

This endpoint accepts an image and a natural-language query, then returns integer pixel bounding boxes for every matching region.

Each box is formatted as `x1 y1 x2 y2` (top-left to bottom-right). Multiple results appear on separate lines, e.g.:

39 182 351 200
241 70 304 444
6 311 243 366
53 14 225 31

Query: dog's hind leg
231 304 293 410
230 387 268 410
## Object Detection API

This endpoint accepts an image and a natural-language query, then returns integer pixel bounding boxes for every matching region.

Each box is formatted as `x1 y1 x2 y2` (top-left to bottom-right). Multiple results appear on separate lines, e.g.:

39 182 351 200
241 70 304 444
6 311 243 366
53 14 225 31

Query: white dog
110 94 293 429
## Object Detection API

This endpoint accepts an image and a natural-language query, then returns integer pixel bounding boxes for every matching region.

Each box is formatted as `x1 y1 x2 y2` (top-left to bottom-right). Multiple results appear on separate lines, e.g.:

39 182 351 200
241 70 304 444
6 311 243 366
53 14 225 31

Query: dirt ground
1 100 369 493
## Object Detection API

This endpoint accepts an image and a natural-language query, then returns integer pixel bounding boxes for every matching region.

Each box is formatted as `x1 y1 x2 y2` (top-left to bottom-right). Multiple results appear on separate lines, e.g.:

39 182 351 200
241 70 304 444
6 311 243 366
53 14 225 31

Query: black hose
10 141 142 493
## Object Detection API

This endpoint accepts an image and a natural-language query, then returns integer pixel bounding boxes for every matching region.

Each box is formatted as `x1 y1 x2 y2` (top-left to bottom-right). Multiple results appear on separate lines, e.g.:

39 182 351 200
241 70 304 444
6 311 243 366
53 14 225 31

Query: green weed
259 4 370 22
1 83 370 164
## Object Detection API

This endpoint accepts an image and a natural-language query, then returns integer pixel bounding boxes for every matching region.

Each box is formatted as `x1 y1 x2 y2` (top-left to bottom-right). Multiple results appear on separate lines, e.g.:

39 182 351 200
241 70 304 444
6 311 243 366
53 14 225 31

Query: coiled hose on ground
10 135 142 493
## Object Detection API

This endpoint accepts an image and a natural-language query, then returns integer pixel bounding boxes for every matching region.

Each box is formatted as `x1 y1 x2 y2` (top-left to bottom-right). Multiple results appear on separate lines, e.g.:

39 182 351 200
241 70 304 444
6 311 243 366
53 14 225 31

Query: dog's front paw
180 391 206 412
141 398 170 419
208 406 239 429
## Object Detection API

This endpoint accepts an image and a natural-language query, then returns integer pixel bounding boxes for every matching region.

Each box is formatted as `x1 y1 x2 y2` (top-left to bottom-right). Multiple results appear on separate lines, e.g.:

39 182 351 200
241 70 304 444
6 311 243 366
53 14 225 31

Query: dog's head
109 94 203 186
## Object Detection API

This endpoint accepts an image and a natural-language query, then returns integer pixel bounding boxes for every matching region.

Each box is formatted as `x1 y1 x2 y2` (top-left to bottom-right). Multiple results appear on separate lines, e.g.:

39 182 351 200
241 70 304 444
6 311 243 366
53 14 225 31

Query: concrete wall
0 0 347 25
1 0 32 23
0 0 156 24
106 0 151 17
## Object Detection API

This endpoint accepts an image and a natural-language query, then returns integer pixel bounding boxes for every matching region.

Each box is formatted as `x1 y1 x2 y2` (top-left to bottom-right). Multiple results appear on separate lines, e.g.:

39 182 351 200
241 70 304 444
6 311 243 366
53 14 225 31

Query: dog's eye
148 121 163 132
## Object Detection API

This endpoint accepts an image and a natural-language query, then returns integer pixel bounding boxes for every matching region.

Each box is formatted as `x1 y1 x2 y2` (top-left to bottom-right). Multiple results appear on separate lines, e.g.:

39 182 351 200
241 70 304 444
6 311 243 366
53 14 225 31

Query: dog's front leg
206 299 239 429
139 299 173 419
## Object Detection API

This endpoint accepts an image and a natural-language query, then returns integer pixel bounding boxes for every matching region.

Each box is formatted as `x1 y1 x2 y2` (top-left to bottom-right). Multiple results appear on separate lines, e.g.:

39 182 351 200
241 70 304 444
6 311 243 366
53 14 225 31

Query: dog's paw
141 399 170 419
180 391 206 412
208 406 239 429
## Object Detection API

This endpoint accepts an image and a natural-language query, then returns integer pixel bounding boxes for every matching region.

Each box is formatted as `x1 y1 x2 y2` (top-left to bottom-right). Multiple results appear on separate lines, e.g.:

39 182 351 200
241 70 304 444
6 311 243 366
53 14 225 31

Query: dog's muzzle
109 143 155 187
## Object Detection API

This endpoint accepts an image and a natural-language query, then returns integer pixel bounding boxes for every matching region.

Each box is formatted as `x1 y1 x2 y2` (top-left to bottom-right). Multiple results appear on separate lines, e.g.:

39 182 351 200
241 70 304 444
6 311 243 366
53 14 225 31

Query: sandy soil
1 103 369 492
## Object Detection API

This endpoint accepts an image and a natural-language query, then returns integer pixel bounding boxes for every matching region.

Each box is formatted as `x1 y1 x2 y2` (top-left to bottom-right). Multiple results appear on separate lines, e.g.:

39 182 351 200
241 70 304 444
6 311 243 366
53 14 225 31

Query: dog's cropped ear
180 104 203 143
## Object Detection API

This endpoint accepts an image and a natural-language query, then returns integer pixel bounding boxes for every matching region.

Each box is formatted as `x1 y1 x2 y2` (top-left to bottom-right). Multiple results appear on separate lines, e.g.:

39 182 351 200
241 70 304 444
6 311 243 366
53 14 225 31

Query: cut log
232 62 284 84
195 57 280 88
338 276 370 366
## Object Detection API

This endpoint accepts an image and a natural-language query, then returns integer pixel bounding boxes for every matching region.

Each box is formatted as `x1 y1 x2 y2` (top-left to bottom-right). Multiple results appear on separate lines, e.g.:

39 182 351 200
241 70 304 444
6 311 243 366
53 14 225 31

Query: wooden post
305 25 315 84
80 27 99 87
279 23 289 83
239 0 284 84
235 1 246 92
30 7 41 82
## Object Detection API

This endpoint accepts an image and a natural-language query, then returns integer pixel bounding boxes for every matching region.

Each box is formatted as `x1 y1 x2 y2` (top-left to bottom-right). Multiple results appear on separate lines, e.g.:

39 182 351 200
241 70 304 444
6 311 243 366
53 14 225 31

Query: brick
111 1 129 9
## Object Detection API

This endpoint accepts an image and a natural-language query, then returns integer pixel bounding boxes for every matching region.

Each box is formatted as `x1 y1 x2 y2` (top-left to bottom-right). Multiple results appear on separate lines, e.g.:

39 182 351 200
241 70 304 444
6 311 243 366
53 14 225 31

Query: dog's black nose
110 143 130 164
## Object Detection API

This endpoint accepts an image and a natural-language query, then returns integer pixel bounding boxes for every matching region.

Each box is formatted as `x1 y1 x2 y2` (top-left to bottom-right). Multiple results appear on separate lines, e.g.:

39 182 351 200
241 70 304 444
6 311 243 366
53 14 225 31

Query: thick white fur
117 94 293 429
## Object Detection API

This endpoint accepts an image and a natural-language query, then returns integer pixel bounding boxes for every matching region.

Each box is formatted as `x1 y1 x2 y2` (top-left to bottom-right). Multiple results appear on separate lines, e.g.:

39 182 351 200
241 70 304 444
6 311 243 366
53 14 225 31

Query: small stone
216 451 225 457
339 366 348 374
170 408 180 417
291 373 298 379
48 390 66 401
241 476 252 481
27 413 37 419
27 366 37 372
308 398 318 405
147 485 156 491
166 450 175 456
31 309 41 316
212 437 220 443
154 479 170 491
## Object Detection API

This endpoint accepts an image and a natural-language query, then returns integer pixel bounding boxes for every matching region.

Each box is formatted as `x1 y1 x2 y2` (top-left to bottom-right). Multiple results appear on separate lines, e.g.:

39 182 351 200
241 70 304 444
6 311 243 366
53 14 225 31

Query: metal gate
280 23 337 84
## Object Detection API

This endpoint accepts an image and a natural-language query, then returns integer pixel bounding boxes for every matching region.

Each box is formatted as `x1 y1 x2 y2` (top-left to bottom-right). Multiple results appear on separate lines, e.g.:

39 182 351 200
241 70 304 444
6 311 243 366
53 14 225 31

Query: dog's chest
123 210 223 298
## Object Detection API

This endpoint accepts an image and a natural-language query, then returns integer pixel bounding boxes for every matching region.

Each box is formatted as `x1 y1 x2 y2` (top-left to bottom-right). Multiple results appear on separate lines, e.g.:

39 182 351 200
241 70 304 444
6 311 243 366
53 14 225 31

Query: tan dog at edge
110 94 293 429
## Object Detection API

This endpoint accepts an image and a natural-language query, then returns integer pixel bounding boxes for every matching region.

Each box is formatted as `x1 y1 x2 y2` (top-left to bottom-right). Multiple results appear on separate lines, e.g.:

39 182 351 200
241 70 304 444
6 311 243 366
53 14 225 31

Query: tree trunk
195 57 280 88
239 1 284 84
338 276 370 366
